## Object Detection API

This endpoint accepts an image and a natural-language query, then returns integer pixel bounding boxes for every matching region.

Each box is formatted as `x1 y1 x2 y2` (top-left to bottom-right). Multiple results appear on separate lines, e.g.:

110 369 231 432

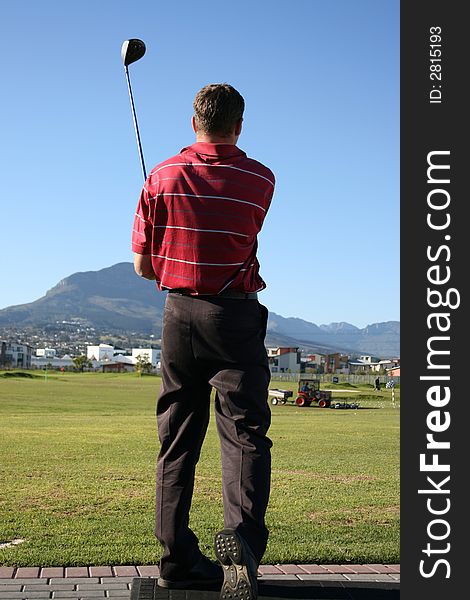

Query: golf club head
121 39 146 67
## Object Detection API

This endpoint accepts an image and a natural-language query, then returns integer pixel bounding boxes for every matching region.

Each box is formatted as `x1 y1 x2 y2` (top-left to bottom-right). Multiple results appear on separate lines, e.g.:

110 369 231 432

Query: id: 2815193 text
429 26 442 104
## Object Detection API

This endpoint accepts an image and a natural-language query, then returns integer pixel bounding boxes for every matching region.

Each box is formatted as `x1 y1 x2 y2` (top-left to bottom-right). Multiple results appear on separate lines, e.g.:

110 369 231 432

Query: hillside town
1 336 400 379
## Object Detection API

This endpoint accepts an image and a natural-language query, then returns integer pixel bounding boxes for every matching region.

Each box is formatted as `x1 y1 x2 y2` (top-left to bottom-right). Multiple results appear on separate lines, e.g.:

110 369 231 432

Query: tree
73 355 92 372
135 354 153 375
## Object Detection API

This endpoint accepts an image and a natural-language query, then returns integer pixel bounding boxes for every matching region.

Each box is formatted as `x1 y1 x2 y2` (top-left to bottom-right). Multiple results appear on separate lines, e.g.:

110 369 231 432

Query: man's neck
195 132 238 145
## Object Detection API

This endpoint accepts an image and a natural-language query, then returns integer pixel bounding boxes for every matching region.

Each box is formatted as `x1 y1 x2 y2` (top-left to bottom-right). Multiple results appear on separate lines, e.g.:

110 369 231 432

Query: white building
267 347 301 373
132 348 161 367
86 344 114 362
36 348 57 358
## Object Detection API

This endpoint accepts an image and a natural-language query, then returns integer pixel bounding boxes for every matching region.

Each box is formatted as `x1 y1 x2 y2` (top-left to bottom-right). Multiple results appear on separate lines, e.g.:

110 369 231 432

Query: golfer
132 83 275 600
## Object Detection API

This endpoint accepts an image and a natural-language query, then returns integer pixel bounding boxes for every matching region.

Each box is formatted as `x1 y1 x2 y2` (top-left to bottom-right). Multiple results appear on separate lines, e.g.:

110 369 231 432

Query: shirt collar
181 142 246 160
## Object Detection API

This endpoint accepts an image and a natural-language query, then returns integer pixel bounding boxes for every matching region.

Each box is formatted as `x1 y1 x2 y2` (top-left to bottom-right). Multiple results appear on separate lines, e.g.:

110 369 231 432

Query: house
348 355 381 373
0 341 32 369
267 347 301 373
324 353 350 374
302 353 325 373
387 366 401 378
373 358 400 373
102 355 135 373
306 353 325 366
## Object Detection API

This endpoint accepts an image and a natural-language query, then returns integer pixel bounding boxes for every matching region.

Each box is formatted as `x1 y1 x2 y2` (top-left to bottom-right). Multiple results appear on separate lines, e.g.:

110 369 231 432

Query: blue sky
0 0 399 329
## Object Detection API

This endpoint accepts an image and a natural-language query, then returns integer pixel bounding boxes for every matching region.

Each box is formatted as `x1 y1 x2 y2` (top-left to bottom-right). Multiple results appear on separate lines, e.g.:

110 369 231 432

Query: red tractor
295 378 332 408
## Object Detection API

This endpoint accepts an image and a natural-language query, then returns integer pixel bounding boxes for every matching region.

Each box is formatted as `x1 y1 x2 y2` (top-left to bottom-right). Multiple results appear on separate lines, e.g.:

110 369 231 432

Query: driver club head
121 39 146 67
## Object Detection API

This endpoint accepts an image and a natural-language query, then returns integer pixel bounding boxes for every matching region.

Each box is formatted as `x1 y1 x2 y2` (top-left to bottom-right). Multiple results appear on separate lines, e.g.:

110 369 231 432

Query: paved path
0 565 399 599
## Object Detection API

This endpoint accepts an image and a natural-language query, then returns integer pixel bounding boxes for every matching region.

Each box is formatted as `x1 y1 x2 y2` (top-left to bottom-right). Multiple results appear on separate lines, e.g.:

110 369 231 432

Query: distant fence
3 366 398 387
269 373 400 386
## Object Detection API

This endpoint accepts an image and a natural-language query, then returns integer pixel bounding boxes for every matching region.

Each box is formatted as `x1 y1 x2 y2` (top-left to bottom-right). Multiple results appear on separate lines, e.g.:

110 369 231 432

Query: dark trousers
155 292 272 579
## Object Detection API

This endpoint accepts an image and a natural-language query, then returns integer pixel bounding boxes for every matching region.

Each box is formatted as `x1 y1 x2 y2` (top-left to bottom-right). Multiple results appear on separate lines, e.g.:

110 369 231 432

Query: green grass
0 372 399 566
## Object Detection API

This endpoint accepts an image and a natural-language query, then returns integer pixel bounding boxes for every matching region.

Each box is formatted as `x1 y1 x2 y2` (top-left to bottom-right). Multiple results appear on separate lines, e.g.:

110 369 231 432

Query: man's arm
134 253 156 280
132 181 156 280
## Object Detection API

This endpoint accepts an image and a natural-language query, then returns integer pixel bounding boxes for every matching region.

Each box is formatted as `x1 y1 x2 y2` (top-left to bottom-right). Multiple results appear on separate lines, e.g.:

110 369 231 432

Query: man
132 83 275 600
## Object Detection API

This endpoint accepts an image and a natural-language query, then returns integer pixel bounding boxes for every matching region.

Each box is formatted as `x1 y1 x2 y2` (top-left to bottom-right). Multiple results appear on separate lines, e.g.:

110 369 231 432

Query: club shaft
124 66 147 181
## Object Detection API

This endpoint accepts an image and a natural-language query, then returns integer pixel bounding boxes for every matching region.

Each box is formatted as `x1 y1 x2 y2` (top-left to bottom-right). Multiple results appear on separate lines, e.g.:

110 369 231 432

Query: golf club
121 38 147 180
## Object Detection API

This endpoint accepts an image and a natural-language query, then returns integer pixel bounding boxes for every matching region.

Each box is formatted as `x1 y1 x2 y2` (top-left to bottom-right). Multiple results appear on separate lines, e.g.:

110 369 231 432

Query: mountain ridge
0 263 399 357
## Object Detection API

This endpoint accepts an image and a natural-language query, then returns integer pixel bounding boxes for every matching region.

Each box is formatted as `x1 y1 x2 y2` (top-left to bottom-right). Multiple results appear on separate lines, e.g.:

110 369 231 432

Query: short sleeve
131 186 153 254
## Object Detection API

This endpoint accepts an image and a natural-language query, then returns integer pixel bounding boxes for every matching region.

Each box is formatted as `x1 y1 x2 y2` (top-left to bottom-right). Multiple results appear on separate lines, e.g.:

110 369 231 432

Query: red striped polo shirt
131 142 275 295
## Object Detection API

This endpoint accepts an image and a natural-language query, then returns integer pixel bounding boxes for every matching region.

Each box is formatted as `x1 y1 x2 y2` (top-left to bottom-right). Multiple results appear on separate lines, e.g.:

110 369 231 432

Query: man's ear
191 115 198 134
235 117 243 136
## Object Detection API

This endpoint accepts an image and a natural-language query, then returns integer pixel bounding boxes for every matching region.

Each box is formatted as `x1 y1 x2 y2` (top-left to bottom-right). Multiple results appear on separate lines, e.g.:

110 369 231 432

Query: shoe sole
214 529 257 600
157 576 223 590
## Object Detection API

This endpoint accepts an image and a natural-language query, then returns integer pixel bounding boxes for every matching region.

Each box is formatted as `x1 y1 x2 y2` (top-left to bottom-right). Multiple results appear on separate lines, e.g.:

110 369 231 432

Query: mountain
0 263 399 357
266 314 400 357
0 263 166 334
268 313 400 358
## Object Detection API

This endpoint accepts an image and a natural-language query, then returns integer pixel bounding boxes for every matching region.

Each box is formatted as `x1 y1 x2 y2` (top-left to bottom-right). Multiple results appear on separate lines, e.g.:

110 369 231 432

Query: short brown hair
193 83 245 136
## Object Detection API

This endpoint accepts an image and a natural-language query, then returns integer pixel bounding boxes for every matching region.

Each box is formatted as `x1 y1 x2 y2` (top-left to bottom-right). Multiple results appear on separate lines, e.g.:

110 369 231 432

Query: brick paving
0 565 400 599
